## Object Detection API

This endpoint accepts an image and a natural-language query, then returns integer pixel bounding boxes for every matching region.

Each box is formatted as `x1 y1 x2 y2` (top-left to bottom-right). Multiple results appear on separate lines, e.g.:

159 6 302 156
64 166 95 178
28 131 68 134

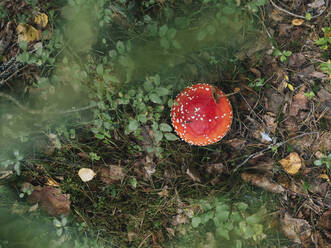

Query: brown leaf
27 186 70 217
318 210 331 232
171 214 188 226
281 213 312 245
165 227 175 237
225 138 246 150
264 88 284 114
34 13 48 28
292 19 304 26
157 187 169 197
289 88 309 117
279 24 292 37
312 132 331 152
249 67 261 78
288 53 306 68
16 23 41 43
186 167 201 182
284 117 299 134
279 152 302 175
98 165 125 185
270 9 284 22
205 163 225 175
127 232 137 243
263 112 277 134
241 172 285 193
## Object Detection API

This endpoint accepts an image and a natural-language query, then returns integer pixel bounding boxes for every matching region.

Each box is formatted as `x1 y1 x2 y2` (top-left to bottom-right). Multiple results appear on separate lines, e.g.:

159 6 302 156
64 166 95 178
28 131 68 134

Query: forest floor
0 0 330 248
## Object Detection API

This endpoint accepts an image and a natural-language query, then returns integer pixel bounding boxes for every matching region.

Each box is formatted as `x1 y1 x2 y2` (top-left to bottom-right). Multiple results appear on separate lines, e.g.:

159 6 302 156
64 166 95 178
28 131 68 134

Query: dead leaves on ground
279 152 302 175
16 13 49 43
241 172 285 194
27 185 71 217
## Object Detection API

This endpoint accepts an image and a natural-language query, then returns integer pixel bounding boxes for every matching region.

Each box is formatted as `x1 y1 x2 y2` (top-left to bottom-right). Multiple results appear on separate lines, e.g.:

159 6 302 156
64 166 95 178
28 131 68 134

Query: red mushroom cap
171 83 232 146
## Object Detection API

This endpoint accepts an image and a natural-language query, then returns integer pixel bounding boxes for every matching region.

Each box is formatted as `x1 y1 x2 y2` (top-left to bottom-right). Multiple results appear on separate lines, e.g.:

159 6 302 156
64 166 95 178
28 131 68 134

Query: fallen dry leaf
288 53 306 68
165 227 175 237
98 165 125 185
225 138 246 150
186 167 201 182
158 187 169 197
281 213 312 244
279 152 302 175
263 112 277 134
28 203 39 212
27 186 70 217
292 19 304 26
279 24 292 37
45 177 60 187
17 23 41 43
171 214 188 226
289 87 309 117
78 168 96 182
241 172 285 193
320 174 330 181
264 88 285 114
34 13 48 28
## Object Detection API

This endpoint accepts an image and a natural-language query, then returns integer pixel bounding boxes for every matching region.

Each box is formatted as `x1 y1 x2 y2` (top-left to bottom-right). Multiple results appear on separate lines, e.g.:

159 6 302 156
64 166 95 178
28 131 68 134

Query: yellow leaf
284 75 289 81
287 83 294 91
34 13 48 28
320 174 330 182
78 168 96 182
279 152 302 175
16 23 41 43
292 19 304 26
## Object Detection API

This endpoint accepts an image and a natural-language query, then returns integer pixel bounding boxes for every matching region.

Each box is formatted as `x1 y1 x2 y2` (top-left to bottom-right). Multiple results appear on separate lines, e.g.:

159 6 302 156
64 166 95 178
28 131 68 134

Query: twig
234 131 319 172
0 92 95 115
269 0 329 19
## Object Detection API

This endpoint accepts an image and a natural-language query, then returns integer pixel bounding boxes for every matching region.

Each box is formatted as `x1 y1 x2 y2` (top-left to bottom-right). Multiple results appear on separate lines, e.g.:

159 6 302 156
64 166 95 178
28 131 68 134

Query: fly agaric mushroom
171 83 232 146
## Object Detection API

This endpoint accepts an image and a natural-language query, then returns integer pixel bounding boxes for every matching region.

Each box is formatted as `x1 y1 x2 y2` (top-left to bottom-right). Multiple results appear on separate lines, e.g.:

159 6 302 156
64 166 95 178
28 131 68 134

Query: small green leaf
130 177 137 188
192 216 201 228
160 37 170 50
159 24 168 37
314 160 323 166
283 51 292 56
128 120 139 132
215 210 229 222
305 12 312 20
246 213 262 224
207 25 216 34
154 130 163 143
216 227 230 240
172 40 181 49
235 240 243 248
167 28 177 39
237 202 248 211
116 41 125 54
164 133 178 141
53 219 62 228
197 30 207 41
157 87 170 96
96 64 103 75
149 93 162 104
160 123 172 132
137 114 147 124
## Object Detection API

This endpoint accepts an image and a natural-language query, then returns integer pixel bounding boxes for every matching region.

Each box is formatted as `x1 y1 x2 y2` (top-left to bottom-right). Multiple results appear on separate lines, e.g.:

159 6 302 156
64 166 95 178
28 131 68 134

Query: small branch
269 0 329 19
0 92 95 115
234 131 319 172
